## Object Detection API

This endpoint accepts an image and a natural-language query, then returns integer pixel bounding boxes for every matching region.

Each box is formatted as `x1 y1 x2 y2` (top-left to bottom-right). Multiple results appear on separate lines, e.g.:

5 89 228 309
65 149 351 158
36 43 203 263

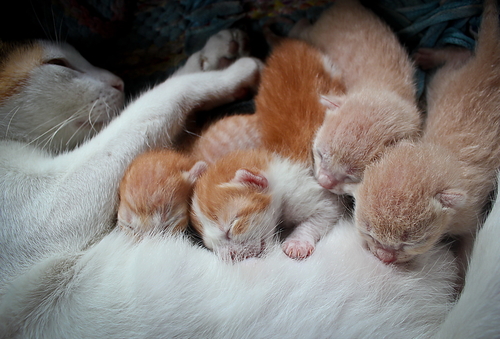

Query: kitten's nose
316 170 347 191
375 247 397 264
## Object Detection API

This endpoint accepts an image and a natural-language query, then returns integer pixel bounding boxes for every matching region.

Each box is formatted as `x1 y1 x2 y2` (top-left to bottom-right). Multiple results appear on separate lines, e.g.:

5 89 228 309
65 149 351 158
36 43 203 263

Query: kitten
116 30 259 240
190 113 261 164
191 39 345 260
255 39 346 165
0 30 262 292
117 149 207 238
292 0 421 195
354 0 500 264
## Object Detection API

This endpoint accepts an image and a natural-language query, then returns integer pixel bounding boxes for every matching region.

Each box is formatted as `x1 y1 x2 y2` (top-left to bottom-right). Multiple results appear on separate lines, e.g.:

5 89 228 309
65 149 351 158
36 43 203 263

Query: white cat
0 217 458 338
0 29 261 294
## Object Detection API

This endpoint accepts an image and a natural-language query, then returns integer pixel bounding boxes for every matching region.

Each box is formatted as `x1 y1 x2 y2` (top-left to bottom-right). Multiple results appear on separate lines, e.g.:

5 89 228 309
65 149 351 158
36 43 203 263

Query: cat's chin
74 119 108 131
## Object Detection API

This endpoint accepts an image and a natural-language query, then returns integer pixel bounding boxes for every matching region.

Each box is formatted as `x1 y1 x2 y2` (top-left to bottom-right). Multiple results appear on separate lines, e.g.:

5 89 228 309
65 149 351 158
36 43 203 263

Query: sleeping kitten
292 0 421 195
0 30 262 292
191 149 343 260
190 113 261 164
191 39 345 260
354 0 500 264
117 149 207 238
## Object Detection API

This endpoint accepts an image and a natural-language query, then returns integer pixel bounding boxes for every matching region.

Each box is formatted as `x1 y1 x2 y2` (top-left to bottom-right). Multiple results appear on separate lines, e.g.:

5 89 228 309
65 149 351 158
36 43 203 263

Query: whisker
3 106 21 137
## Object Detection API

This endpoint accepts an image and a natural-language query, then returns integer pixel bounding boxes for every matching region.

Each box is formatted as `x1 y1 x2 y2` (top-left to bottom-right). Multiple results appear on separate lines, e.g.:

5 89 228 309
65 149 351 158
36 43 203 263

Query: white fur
0 33 262 295
0 218 457 338
0 41 124 153
266 156 343 252
193 154 343 259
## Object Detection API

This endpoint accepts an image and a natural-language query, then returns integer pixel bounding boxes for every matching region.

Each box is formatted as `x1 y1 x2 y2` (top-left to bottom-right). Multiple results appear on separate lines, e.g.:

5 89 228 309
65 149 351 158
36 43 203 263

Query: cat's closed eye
44 58 75 70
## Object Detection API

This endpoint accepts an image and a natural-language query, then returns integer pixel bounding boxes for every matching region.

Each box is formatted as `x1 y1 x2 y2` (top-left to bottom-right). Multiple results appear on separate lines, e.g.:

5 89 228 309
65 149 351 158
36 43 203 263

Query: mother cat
0 29 261 293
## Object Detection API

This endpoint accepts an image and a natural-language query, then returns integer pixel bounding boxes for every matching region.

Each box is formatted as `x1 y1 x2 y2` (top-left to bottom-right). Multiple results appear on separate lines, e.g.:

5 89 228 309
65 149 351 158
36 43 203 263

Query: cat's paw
200 29 250 71
282 239 315 260
227 57 263 95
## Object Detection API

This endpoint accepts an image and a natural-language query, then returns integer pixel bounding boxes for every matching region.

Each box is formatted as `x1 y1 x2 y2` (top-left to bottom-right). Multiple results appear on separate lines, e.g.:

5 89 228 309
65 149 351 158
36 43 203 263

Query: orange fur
0 42 44 104
354 0 500 264
191 149 272 237
190 113 261 164
191 39 345 260
118 149 205 237
255 38 345 164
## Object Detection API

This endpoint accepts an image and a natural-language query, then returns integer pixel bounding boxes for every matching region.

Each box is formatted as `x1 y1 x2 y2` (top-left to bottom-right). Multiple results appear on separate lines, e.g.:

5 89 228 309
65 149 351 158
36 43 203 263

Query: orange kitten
191 39 345 260
255 39 346 164
354 0 500 264
118 149 207 238
191 149 341 260
190 113 261 164
293 0 421 195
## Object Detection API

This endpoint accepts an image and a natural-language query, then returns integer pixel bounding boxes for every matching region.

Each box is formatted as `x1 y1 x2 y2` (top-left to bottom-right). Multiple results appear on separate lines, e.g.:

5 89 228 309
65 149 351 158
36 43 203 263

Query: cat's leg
173 29 251 77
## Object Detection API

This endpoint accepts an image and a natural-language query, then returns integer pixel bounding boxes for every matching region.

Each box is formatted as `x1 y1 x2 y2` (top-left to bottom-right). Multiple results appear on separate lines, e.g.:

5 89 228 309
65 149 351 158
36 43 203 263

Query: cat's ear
186 161 208 184
435 189 467 209
320 94 343 113
232 168 268 190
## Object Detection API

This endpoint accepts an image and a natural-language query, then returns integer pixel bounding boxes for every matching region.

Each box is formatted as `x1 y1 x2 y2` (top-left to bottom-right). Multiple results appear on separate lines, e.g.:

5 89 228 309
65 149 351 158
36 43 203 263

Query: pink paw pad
282 240 315 260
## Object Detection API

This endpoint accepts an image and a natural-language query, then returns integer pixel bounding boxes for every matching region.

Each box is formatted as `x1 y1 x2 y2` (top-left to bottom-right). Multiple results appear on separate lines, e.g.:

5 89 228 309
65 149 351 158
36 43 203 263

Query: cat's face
191 168 277 261
353 142 466 264
313 91 420 196
0 40 124 153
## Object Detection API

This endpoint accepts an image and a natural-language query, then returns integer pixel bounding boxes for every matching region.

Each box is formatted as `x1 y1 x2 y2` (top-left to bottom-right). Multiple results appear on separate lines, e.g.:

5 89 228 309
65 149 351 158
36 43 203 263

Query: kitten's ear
232 168 268 190
117 202 136 227
320 94 343 113
435 189 467 209
186 161 208 184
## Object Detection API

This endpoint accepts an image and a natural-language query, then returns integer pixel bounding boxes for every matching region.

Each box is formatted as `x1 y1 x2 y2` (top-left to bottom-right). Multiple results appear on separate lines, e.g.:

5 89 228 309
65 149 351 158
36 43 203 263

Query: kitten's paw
282 239 315 260
200 29 250 71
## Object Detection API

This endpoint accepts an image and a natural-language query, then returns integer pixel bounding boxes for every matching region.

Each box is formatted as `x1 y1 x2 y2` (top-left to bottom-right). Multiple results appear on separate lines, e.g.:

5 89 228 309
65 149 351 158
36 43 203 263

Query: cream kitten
191 39 345 260
292 0 421 195
0 31 262 293
354 0 500 264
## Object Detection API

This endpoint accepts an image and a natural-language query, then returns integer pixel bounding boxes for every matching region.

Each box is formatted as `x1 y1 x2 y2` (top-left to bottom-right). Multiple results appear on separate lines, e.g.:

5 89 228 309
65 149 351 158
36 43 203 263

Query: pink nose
375 247 397 264
110 77 125 92
317 170 346 190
